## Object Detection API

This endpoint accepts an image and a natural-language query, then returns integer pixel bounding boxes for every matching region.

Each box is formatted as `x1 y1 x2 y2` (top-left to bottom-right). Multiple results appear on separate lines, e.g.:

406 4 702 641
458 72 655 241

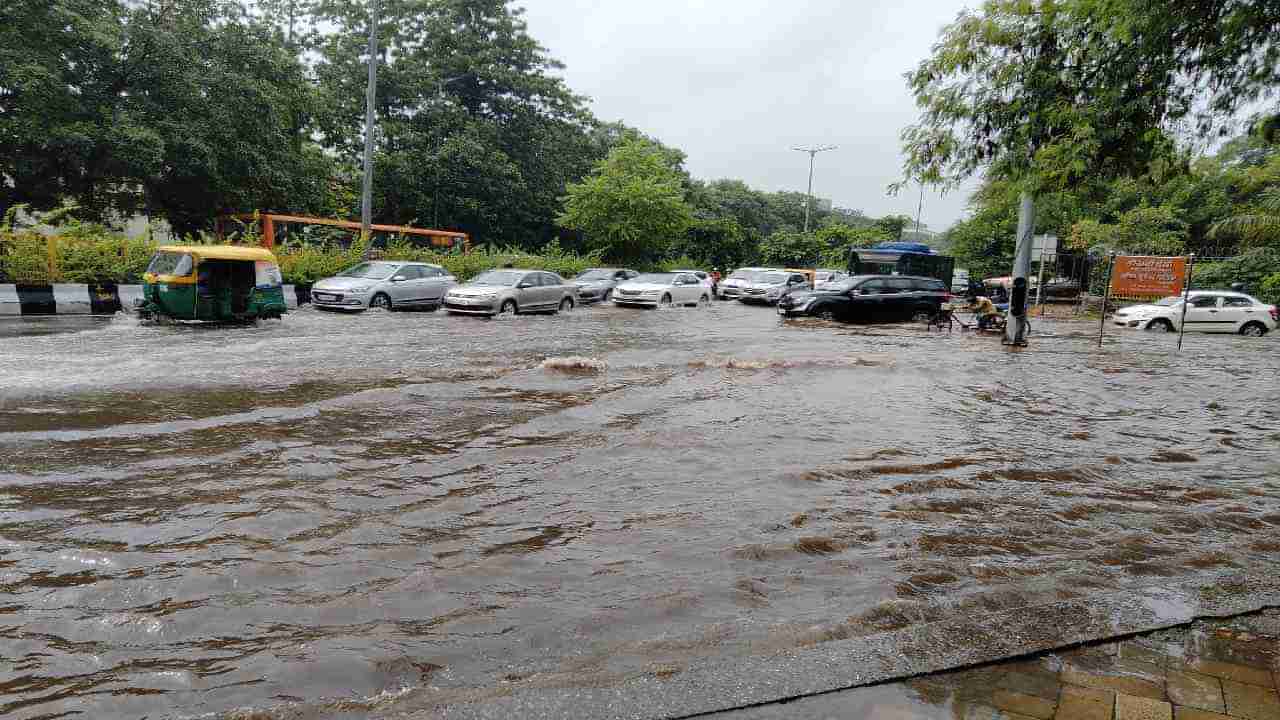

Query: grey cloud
521 0 983 230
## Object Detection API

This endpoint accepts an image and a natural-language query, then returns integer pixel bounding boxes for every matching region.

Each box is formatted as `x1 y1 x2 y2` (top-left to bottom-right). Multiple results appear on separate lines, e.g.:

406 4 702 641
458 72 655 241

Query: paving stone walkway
715 609 1280 719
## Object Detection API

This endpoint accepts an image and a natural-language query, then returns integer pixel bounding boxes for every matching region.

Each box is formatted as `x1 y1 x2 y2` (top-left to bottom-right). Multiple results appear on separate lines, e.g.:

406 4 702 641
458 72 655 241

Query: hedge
0 229 606 285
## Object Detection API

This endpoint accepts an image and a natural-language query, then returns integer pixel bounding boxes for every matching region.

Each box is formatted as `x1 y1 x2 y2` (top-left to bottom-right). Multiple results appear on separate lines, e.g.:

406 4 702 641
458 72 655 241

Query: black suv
776 274 949 322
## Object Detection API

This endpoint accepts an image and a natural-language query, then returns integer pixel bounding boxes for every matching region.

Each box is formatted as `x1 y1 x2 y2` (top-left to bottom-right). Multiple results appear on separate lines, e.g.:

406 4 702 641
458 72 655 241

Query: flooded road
0 303 1278 719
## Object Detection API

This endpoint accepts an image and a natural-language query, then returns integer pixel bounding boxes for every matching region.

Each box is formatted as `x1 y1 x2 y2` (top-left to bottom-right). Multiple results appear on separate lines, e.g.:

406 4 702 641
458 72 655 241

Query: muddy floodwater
1 303 1278 719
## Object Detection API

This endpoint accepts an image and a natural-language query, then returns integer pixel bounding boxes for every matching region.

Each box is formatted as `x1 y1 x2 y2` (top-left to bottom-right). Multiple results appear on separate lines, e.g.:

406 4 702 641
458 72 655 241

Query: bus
848 242 955 289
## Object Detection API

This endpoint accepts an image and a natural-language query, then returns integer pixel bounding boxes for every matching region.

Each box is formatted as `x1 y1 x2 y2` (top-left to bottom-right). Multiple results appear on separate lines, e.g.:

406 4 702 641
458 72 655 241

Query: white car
1112 291 1278 337
612 272 712 308
670 269 715 294
718 267 780 300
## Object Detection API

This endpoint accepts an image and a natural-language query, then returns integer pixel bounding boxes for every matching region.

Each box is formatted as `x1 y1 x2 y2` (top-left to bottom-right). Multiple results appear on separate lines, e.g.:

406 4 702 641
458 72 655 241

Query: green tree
672 217 754 270
0 0 327 235
310 0 601 246
557 137 693 264
873 214 912 241
759 230 824 267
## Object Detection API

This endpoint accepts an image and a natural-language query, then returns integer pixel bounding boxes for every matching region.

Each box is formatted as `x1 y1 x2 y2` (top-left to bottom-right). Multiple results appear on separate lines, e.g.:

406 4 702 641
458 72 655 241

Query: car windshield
470 270 524 286
633 273 677 284
575 269 613 280
758 272 787 284
1154 296 1185 306
728 270 758 280
338 262 398 280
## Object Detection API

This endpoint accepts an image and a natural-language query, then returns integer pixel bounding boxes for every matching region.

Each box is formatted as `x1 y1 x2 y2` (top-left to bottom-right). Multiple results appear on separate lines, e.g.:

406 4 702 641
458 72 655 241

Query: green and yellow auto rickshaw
137 245 287 323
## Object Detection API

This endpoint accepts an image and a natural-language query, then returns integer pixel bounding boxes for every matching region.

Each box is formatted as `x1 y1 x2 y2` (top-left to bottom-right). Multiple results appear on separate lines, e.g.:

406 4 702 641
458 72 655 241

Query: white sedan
1112 291 1278 337
612 272 712 308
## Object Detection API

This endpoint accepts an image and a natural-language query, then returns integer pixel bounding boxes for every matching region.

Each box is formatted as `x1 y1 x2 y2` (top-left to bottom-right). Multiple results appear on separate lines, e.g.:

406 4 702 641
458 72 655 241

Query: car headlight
346 285 372 293
640 290 661 296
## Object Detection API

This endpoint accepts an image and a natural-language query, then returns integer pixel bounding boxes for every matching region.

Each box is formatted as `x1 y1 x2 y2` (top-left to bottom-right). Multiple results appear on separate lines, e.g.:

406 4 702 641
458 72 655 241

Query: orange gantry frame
219 213 470 251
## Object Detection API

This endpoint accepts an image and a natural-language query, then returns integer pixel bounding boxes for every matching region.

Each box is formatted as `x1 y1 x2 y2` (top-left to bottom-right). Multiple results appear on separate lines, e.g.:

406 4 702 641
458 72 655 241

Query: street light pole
359 0 379 259
793 145 836 233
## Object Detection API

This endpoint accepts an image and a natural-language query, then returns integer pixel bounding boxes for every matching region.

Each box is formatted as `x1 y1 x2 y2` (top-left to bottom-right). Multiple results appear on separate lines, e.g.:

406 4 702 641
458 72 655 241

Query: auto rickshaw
137 245 287 323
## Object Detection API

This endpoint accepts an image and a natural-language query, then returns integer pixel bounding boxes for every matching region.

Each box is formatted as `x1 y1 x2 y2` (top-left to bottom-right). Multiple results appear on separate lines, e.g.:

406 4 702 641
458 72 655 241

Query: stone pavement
714 609 1280 719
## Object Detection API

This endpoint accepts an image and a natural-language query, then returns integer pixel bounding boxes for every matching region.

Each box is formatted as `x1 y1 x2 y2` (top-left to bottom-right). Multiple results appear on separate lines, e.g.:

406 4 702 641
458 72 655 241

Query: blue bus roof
871 242 934 254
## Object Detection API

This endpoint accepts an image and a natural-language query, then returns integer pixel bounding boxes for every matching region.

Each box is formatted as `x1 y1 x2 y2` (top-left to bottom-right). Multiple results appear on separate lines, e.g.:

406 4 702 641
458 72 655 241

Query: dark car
776 274 949 322
571 267 640 303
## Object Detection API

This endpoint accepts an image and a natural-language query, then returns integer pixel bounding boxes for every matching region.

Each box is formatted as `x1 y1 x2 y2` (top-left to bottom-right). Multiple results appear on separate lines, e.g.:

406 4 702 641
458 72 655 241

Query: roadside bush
0 218 603 285
1191 250 1280 293
1260 273 1280 305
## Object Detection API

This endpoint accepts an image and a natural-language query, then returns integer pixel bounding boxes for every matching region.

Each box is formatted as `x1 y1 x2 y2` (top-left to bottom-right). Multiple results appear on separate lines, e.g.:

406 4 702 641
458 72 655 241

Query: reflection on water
0 304 1277 718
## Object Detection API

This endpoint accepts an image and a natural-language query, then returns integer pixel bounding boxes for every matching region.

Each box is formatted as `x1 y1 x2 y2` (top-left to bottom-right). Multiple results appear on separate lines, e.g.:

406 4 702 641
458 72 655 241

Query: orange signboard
1110 256 1187 297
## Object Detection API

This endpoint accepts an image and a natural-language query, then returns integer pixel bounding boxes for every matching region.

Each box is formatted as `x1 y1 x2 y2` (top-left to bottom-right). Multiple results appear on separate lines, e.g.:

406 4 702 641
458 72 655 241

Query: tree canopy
556 136 693 264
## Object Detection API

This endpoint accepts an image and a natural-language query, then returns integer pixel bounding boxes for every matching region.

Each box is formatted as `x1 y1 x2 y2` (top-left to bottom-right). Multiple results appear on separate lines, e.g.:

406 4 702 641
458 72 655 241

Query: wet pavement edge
403 573 1280 719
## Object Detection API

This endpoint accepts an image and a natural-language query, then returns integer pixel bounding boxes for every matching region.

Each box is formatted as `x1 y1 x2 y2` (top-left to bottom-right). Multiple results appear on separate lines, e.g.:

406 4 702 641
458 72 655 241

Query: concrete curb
395 571 1280 720
0 283 311 315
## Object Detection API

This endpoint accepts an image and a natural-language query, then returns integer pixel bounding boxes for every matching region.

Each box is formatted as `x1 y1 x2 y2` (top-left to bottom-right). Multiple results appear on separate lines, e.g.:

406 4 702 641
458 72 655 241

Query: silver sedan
311 261 457 311
443 269 577 316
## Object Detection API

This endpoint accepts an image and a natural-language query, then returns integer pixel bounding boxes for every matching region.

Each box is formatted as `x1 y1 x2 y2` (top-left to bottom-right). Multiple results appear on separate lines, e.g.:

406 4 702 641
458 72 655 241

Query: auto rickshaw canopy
156 245 280 264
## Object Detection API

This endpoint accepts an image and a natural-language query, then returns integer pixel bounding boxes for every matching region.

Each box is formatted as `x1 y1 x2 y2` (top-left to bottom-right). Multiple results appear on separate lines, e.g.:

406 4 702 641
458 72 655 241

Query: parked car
613 272 712 308
670 269 716 295
1112 291 1278 336
814 269 848 287
717 267 776 300
777 275 950 322
312 261 457 311
571 268 639 303
738 270 812 305
443 269 576 316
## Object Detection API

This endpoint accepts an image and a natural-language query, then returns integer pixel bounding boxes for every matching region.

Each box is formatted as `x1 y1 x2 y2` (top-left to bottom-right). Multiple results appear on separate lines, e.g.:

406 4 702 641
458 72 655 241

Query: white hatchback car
1112 291 1278 337
612 272 712 308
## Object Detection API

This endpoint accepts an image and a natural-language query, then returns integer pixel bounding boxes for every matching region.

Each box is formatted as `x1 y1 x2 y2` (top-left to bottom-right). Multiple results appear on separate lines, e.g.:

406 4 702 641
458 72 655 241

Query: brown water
0 304 1277 719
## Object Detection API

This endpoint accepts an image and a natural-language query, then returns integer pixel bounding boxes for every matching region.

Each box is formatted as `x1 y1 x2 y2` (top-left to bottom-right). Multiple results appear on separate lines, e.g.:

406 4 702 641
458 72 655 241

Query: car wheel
370 293 392 310
911 309 933 323
498 299 517 315
699 294 710 306
1240 321 1268 337
603 289 612 302
1145 318 1174 332
557 297 574 313
816 308 836 321
659 294 673 307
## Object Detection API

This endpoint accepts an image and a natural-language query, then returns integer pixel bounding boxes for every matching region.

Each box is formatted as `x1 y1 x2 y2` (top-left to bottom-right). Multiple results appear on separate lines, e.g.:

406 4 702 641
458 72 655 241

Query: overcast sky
520 0 983 232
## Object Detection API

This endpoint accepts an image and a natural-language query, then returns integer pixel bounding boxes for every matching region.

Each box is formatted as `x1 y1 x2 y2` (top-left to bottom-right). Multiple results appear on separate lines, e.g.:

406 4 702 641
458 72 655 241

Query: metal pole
1036 242 1048 315
360 0 379 259
1005 190 1035 345
915 184 924 237
1177 254 1196 352
792 145 835 234
1098 253 1115 347
803 151 815 233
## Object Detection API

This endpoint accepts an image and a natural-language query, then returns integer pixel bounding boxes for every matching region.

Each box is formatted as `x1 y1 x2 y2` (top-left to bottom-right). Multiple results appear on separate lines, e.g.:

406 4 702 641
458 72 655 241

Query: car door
533 272 557 308
849 279 886 320
1218 295 1258 332
1182 295 1225 333
388 264 418 304
545 273 568 307
888 277 923 319
514 271 539 309
405 264 436 304
420 266 450 304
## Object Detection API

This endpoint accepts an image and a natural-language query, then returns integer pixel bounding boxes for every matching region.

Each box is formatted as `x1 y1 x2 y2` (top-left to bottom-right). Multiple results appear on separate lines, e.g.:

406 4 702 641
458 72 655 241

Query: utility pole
792 145 836 233
360 0 379 259
915 183 924 237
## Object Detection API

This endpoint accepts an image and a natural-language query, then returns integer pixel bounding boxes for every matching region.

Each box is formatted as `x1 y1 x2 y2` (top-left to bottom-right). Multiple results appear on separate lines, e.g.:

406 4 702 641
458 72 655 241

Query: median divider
0 283 312 315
